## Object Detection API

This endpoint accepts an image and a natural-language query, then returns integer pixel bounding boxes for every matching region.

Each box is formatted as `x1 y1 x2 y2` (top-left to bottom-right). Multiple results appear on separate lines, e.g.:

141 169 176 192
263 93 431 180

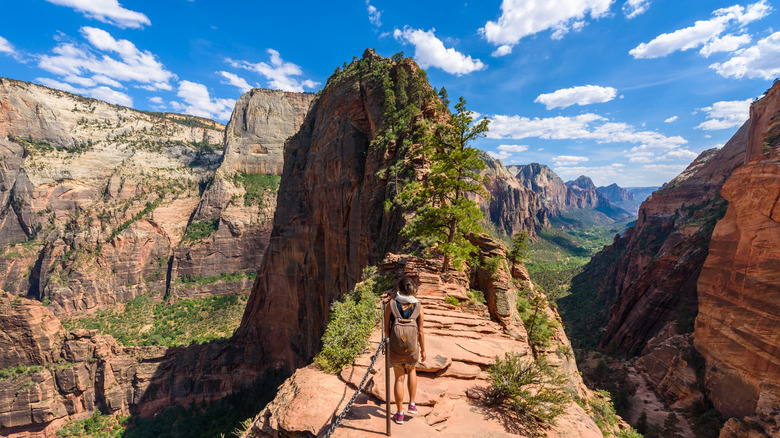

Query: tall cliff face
170 88 313 298
0 78 224 314
236 51 434 375
219 89 315 176
593 122 747 355
0 78 312 312
513 164 631 221
694 82 780 429
0 80 313 434
479 154 548 237
513 163 569 216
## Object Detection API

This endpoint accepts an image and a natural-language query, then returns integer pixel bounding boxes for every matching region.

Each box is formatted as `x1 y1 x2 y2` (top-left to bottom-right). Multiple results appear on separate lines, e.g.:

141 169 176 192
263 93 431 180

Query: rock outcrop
512 164 631 222
693 84 780 434
0 293 259 436
513 163 570 216
597 183 641 214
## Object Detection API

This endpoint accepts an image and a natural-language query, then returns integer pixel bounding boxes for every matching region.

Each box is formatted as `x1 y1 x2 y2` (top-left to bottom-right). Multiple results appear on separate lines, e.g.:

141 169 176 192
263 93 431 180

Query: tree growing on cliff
398 96 489 272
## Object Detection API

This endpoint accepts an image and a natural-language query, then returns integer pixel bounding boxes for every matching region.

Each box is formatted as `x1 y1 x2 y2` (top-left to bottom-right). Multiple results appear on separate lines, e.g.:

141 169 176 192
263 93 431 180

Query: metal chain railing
321 336 387 438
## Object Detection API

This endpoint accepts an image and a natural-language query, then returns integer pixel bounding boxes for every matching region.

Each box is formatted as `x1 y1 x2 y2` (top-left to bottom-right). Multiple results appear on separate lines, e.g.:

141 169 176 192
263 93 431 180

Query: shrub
484 256 505 279
183 219 218 242
0 364 44 380
445 296 459 306
467 289 486 304
615 428 643 438
485 352 569 432
314 268 382 373
587 390 620 435
232 173 281 207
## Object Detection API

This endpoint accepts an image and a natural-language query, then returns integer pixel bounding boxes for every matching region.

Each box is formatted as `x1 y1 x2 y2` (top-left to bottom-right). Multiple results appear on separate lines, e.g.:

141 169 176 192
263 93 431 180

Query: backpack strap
409 302 421 320
389 299 402 319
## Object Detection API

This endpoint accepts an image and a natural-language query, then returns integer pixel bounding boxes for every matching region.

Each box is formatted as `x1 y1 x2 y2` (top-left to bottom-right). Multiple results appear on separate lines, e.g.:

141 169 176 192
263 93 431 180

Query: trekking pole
384 299 391 436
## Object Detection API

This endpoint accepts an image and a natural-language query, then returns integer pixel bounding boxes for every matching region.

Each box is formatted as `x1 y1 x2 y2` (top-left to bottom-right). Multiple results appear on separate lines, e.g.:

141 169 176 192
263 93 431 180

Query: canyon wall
0 78 311 314
479 153 548 237
512 163 631 222
591 121 747 355
693 82 780 434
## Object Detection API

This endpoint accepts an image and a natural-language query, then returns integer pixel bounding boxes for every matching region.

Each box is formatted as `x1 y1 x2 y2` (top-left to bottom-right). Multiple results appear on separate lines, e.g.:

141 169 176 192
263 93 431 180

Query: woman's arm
418 305 426 362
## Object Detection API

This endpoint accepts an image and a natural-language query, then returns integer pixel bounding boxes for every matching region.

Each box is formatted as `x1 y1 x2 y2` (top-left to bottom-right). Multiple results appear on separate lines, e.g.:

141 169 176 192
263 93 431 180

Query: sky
1 0 778 187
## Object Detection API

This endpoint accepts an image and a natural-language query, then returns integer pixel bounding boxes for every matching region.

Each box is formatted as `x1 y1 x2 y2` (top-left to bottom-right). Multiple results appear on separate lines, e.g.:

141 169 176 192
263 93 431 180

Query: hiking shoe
392 412 404 424
407 405 418 416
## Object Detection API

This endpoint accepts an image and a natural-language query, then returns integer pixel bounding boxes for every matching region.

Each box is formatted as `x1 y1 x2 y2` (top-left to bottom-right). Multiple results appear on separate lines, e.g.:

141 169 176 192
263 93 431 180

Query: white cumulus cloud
218 71 253 93
45 0 150 29
498 144 529 153
535 85 617 110
0 36 15 55
36 77 132 107
553 155 589 166
629 0 770 59
367 1 382 27
700 33 752 57
488 113 687 151
480 0 613 52
695 99 751 130
623 0 651 19
710 31 780 79
38 27 174 91
171 80 235 121
393 27 485 75
664 116 679 123
228 49 320 92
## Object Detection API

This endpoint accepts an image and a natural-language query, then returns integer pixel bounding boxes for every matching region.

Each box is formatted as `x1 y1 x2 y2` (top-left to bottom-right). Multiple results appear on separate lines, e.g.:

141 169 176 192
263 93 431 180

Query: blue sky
1 0 778 186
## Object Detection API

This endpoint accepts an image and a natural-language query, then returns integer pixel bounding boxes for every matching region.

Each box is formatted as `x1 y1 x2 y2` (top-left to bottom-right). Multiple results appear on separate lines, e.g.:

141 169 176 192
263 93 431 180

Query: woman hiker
384 277 426 425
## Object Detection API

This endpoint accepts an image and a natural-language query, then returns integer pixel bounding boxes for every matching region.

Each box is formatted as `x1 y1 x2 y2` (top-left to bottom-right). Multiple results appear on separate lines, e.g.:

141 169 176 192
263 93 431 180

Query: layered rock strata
0 78 311 313
218 89 315 176
479 153 548 238
0 293 263 436
512 164 631 221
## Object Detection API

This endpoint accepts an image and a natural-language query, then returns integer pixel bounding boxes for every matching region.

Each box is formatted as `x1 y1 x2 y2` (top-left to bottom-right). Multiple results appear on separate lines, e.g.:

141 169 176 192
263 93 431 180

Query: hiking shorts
391 361 418 372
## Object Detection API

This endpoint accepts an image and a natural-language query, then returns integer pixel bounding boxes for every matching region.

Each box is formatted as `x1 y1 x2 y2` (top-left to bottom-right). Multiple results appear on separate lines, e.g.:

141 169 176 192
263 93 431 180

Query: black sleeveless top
390 301 418 325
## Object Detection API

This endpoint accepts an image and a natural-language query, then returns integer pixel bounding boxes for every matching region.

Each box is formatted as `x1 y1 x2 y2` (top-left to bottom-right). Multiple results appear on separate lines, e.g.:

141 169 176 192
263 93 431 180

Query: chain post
320 320 387 438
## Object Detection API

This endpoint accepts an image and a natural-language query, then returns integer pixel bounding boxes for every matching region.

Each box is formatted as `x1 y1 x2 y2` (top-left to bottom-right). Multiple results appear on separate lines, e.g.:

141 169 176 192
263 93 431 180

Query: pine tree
399 96 490 272
508 230 529 262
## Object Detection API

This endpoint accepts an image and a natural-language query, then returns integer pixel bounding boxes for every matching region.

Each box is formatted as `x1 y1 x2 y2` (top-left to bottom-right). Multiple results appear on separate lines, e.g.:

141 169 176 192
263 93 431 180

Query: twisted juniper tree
399 96 490 272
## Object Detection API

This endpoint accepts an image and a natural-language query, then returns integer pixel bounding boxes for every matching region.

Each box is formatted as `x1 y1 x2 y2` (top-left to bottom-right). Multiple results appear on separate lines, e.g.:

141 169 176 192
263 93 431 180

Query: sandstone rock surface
247 256 601 438
220 89 315 176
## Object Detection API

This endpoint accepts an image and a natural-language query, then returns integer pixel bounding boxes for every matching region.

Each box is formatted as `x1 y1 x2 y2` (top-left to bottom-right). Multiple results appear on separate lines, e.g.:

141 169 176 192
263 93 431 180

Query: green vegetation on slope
525 215 633 302
231 173 281 207
315 267 389 373
62 294 247 347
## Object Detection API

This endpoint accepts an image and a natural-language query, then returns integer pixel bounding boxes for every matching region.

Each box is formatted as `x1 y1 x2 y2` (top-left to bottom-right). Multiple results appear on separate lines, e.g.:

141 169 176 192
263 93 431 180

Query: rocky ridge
247 253 621 438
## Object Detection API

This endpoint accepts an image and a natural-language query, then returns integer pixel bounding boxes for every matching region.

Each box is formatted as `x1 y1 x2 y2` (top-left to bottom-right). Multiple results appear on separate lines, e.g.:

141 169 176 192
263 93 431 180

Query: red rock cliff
694 82 780 431
235 51 435 376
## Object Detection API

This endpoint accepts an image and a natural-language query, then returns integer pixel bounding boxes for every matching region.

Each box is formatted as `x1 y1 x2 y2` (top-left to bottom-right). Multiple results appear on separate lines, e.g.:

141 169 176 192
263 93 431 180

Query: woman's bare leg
407 367 417 405
393 366 405 413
